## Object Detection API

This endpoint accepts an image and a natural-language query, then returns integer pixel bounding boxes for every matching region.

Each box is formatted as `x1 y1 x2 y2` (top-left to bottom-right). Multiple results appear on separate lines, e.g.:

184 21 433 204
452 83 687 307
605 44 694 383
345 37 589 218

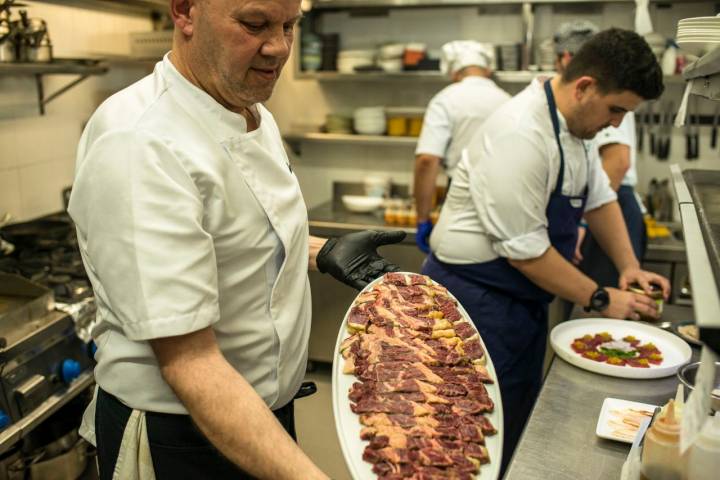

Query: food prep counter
505 304 699 480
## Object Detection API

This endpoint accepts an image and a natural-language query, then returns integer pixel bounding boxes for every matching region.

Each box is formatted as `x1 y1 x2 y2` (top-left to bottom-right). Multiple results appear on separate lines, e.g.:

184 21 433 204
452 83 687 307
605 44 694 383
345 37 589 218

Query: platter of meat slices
332 272 503 480
550 318 692 379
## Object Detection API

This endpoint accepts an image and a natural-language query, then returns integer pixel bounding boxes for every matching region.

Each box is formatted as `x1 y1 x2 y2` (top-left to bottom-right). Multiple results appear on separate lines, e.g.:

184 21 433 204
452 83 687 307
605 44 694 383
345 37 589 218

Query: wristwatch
584 287 610 313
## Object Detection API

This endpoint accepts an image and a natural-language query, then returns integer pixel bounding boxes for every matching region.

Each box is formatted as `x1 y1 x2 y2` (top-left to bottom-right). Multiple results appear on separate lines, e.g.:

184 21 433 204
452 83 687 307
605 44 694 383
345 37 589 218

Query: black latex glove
316 230 406 290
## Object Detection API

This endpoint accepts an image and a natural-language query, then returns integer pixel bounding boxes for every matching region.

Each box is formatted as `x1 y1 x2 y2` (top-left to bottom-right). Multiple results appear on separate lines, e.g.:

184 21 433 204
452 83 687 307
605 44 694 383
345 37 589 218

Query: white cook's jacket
69 54 311 443
429 78 617 264
415 76 510 178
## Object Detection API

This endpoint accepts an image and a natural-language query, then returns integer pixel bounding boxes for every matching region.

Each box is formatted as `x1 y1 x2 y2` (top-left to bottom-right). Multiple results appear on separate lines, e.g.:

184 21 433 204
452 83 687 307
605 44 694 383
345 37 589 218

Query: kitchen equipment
352 106 385 135
324 113 352 134
331 273 504 480
362 175 391 198
129 30 172 58
711 105 719 149
676 361 720 412
340 195 383 213
550 318 692 379
0 219 70 248
497 43 521 71
0 19 14 62
673 321 703 347
337 49 375 74
402 42 425 68
319 33 339 71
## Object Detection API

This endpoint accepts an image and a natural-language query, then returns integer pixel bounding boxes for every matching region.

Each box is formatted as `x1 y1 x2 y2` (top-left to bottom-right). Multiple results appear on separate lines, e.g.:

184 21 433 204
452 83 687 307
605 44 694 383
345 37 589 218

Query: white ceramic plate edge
595 397 657 443
550 319 692 379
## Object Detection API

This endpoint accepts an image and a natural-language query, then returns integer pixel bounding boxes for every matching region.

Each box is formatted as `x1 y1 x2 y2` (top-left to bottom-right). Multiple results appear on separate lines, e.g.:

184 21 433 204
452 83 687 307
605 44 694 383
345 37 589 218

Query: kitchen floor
296 362 352 480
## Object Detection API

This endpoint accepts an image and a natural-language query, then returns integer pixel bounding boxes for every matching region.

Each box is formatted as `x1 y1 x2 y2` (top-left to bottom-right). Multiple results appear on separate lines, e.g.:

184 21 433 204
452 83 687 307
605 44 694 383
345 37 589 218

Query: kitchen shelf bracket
34 72 92 115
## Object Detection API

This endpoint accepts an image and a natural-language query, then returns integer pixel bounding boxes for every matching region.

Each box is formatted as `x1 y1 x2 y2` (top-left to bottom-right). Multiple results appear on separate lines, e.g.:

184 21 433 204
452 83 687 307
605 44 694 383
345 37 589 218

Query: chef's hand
572 226 586 265
618 266 671 300
415 220 433 254
317 230 406 290
602 287 659 321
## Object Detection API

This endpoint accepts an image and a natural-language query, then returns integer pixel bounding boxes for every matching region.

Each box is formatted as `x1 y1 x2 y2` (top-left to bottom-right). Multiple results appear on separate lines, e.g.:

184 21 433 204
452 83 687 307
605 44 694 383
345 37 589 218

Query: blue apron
422 79 588 472
579 184 646 288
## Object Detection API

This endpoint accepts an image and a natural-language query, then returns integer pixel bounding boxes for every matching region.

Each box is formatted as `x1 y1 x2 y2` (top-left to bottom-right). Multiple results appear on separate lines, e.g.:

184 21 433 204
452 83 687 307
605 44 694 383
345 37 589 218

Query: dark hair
562 28 664 100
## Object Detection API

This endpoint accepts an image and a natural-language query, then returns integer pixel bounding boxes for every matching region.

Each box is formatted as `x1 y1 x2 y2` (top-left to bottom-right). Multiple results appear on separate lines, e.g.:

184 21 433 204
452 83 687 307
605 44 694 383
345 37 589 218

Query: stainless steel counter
505 304 699 480
308 201 416 244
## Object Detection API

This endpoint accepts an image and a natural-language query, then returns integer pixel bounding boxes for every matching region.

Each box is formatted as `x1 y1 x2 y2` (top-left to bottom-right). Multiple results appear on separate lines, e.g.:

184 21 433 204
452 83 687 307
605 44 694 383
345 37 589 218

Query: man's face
566 79 644 139
187 0 301 109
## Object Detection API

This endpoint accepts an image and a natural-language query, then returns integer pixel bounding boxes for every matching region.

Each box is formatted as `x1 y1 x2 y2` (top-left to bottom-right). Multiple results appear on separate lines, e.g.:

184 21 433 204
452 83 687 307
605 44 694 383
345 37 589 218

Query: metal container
0 41 14 62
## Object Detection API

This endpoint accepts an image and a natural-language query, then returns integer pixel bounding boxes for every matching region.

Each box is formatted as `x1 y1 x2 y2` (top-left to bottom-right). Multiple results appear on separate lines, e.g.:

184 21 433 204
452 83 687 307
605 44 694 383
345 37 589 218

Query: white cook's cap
440 40 494 76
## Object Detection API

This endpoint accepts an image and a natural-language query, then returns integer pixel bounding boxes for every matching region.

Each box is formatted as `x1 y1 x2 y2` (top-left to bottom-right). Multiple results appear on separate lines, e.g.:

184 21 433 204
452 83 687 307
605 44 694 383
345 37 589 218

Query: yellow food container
408 117 423 137
387 116 408 136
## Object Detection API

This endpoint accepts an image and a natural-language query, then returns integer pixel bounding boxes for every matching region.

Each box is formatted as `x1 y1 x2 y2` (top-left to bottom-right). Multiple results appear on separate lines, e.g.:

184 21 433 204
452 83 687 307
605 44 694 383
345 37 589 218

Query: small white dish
596 398 657 443
341 195 383 213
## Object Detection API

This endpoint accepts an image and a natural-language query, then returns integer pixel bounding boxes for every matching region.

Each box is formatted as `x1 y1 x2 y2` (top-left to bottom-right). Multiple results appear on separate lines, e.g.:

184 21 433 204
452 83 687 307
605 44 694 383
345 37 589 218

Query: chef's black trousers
95 387 296 480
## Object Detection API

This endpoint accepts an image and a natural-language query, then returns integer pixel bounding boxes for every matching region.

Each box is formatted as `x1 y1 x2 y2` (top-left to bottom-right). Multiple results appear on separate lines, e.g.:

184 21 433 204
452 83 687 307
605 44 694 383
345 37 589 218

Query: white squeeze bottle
686 413 720 480
641 399 685 480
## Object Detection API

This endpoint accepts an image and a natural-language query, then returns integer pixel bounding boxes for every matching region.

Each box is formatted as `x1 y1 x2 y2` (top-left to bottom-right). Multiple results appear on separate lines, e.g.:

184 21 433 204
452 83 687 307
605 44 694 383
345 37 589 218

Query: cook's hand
602 287 659 320
316 230 406 290
572 226 586 265
415 220 433 254
618 266 671 300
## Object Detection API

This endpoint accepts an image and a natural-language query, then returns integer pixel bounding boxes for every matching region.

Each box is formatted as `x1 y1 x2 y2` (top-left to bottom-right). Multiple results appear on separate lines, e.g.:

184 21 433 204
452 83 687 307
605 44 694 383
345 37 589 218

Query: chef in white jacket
68 1 403 479
423 29 670 474
552 22 648 286
414 41 510 253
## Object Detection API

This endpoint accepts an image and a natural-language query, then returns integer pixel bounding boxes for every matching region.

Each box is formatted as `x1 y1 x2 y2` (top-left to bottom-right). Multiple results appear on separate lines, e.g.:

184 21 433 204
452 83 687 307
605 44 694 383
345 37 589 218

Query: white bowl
341 195 384 213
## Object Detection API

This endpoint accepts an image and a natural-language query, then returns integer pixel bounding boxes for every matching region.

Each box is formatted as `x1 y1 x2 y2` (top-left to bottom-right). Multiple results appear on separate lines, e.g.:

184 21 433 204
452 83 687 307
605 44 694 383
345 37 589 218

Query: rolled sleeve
469 131 553 260
584 144 618 212
72 129 220 341
596 115 633 148
415 95 451 157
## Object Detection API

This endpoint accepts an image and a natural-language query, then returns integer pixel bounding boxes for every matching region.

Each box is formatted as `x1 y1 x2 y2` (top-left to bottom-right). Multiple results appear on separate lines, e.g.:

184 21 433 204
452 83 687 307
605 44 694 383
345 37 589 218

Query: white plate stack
337 49 376 74
378 43 404 73
677 16 720 56
353 106 386 135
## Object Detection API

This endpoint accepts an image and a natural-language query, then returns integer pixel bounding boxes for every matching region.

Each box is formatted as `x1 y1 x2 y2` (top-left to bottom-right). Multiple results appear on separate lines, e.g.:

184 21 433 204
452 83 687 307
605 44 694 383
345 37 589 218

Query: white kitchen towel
113 408 156 480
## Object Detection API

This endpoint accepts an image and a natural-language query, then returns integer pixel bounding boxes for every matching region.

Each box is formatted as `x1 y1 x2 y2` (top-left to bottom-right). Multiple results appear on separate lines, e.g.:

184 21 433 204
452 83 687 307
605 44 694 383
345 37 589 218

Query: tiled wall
0 1 153 223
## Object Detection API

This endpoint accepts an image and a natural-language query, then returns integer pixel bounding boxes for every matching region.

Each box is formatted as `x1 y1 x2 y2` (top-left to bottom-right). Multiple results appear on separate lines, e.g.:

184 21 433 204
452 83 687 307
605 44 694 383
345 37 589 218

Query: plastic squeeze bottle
641 399 685 480
686 413 720 480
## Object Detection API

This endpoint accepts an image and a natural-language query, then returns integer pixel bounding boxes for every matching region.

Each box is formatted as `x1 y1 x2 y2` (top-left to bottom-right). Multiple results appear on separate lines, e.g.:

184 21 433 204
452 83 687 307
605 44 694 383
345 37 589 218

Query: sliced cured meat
342 272 498 479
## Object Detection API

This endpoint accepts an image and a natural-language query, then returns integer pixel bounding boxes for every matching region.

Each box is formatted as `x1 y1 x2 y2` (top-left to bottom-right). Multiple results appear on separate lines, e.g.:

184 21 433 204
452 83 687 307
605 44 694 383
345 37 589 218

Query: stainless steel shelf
311 0 698 8
0 59 109 115
0 59 108 76
285 132 418 147
34 0 167 15
296 70 540 83
297 70 685 85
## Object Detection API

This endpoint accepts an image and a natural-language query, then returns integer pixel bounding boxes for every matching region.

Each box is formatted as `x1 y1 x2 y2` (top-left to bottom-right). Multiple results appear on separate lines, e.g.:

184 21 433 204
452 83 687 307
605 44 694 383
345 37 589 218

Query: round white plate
332 273 504 479
550 318 692 379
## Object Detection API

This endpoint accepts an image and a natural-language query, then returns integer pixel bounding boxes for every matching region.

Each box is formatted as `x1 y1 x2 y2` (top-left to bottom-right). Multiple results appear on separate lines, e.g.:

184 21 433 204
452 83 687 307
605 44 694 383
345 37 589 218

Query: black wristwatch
584 287 610 313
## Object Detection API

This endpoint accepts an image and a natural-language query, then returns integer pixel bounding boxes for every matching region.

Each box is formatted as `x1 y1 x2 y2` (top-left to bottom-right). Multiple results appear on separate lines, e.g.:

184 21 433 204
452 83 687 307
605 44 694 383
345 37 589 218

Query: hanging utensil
691 96 700 160
711 105 719 150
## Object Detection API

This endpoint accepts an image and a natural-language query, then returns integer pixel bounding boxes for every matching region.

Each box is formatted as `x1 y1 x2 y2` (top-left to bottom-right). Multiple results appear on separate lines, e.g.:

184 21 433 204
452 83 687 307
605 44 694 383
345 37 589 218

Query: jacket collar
158 53 261 141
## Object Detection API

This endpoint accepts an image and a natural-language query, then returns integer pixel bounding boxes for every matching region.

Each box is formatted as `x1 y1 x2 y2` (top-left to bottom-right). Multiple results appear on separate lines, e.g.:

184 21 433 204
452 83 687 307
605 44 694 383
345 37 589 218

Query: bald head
169 0 302 112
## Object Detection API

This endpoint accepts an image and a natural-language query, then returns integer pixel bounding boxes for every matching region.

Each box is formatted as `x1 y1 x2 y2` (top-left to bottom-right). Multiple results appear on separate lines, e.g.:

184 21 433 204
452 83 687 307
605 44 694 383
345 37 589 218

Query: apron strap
544 79 566 196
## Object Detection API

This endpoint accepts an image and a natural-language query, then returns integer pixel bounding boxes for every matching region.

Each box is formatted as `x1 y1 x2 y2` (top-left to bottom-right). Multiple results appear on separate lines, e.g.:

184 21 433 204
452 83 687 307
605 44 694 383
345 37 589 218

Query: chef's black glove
316 230 406 290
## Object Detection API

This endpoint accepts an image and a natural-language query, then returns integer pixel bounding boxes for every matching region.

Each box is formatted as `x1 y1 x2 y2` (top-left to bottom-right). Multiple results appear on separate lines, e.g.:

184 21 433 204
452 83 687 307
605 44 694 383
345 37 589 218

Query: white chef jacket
430 78 617 264
595 112 637 187
415 76 510 178
69 55 311 423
